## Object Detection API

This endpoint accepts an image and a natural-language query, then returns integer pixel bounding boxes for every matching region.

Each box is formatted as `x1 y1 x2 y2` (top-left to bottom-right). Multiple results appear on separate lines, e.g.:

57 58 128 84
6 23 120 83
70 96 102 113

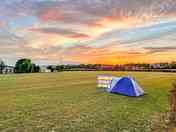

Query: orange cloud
95 15 144 29
16 42 176 65
85 15 148 37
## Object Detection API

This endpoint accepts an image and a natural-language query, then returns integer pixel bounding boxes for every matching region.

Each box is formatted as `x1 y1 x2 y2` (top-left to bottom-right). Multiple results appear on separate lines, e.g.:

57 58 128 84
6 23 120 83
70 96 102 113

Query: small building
2 66 14 74
40 66 51 73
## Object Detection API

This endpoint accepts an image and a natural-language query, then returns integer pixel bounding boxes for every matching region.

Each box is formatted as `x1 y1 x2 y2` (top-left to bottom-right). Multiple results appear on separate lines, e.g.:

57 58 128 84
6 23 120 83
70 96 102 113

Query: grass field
0 71 175 132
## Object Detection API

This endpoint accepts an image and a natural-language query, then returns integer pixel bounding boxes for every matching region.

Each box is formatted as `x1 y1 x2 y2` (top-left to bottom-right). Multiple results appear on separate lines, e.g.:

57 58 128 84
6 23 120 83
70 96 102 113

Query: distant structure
40 66 51 73
2 66 14 74
0 58 14 74
98 65 115 71
150 64 161 69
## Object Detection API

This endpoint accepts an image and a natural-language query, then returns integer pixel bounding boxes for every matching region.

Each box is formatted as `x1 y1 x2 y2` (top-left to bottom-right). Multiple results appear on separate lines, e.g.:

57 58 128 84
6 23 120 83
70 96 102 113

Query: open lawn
0 71 175 132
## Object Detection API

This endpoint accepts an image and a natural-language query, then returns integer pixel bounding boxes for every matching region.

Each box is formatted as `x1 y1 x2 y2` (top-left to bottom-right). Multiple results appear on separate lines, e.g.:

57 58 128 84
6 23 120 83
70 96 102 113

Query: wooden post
169 81 176 124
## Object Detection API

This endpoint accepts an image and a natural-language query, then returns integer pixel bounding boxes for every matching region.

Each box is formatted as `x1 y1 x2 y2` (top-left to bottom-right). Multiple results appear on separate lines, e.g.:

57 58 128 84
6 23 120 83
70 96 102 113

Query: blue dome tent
107 76 144 97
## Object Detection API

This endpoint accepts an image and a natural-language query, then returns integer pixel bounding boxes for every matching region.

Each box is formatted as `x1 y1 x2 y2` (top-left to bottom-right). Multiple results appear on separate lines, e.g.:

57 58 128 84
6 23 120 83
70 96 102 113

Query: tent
107 76 144 97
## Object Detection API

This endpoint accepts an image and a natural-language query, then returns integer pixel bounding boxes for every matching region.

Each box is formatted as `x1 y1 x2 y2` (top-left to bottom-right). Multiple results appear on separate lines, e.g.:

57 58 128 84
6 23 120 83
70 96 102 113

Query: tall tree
0 59 5 74
31 63 40 73
56 65 64 72
15 59 33 73
47 65 55 72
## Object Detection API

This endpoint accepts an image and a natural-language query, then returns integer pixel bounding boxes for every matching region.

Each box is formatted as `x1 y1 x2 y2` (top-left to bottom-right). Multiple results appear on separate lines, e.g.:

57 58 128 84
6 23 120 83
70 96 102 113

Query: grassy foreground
0 71 175 132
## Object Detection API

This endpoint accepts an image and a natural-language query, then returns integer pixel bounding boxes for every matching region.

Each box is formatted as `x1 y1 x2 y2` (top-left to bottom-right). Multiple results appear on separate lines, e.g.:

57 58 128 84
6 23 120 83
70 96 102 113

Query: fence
170 82 176 112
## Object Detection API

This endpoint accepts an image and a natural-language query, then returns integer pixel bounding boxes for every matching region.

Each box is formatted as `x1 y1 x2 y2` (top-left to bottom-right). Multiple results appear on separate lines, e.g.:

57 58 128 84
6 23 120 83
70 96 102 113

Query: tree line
0 58 65 73
1 58 176 74
14 58 66 73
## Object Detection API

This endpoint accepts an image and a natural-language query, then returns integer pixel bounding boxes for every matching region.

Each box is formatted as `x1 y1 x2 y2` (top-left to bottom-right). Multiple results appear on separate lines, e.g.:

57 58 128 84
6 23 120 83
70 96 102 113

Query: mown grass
0 71 175 132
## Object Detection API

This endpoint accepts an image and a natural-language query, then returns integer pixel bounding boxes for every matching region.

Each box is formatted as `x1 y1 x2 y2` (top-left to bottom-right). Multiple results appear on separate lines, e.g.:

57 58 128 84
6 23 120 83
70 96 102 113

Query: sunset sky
0 0 176 65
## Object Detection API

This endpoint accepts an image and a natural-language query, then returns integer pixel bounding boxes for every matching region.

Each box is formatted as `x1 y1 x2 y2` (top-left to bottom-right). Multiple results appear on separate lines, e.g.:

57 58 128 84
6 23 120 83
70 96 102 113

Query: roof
4 65 14 68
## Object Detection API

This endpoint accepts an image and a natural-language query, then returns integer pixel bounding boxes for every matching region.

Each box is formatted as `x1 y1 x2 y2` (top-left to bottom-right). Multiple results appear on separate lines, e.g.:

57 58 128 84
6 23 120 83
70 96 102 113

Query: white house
2 66 14 74
40 66 51 73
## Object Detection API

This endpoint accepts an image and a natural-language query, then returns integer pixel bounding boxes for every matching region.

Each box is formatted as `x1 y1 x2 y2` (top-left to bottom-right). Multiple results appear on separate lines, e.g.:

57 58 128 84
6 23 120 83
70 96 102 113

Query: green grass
0 71 175 132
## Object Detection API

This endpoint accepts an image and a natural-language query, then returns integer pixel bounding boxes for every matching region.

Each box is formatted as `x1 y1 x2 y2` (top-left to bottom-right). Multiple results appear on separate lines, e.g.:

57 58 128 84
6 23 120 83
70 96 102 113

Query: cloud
32 0 176 26
38 7 63 22
144 46 176 54
13 43 145 65
88 19 176 47
30 27 90 39
0 21 6 27
1 0 176 24
68 34 90 39
0 29 23 45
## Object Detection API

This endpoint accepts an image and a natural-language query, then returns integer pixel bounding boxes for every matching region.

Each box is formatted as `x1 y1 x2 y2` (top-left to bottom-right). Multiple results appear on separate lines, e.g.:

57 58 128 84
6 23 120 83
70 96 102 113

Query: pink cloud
39 8 63 22
68 34 90 39
0 21 6 27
